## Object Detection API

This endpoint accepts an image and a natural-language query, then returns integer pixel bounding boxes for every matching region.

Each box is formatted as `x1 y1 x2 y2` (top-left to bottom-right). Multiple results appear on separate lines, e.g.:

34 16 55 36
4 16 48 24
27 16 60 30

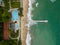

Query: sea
26 0 60 45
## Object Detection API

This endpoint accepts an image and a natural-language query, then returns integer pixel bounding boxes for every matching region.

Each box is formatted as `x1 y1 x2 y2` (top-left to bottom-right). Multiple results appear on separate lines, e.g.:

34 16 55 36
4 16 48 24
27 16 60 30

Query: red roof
4 22 9 40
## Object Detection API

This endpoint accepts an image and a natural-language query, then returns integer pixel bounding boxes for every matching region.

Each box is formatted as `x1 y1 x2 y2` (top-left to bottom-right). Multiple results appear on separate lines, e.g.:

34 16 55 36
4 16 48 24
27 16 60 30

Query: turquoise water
12 9 19 32
12 9 19 21
31 0 60 45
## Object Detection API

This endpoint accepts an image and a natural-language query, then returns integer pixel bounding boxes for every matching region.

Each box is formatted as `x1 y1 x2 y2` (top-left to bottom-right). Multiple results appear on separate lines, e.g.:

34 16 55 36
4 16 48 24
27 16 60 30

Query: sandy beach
21 0 28 45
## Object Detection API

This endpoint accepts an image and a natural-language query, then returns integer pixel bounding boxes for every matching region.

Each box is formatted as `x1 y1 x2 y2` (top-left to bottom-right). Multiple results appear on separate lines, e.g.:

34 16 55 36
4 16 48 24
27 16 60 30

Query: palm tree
18 8 23 17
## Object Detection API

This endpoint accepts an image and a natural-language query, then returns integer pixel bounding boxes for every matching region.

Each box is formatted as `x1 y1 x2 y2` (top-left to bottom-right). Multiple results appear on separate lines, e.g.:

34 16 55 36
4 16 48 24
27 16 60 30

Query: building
4 22 9 40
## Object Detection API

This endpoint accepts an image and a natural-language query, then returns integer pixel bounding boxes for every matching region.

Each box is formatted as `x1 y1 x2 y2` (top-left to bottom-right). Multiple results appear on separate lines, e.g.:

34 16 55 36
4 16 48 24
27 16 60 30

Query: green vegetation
11 30 19 38
3 0 9 9
0 22 3 41
0 0 22 45
0 39 18 45
11 2 20 8
11 0 20 8
0 0 11 22
18 8 23 17
0 6 4 15
0 6 4 41
2 9 11 22
9 29 19 38
10 0 23 17
18 38 21 45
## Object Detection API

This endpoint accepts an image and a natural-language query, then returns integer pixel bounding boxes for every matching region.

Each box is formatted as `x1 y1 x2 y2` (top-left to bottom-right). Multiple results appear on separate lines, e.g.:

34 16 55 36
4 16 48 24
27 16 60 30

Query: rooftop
4 22 9 40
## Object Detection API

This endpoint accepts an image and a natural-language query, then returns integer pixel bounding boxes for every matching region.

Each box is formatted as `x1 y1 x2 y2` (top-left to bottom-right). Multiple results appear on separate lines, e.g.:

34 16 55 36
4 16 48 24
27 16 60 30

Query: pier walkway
33 20 48 23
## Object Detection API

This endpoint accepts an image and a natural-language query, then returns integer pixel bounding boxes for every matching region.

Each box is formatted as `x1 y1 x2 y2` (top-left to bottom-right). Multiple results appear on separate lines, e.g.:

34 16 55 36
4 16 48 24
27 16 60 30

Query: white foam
26 31 31 45
36 2 39 7
27 0 37 27
50 0 56 3
26 0 36 45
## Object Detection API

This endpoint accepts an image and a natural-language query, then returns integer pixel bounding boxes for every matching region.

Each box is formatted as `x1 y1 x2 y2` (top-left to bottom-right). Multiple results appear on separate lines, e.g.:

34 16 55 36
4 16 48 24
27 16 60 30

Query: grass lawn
11 2 20 8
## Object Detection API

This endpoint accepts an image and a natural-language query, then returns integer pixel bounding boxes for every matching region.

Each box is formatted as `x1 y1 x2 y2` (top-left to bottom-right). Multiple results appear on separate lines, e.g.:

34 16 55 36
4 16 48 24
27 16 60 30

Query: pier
33 20 48 23
28 20 48 23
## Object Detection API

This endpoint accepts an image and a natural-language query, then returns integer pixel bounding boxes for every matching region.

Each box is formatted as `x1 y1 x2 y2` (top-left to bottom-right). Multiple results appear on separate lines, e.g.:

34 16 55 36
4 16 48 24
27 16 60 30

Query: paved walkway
9 16 20 41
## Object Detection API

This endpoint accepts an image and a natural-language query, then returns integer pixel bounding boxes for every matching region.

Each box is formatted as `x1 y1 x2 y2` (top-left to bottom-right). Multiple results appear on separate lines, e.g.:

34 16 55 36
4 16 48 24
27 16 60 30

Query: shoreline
21 0 29 45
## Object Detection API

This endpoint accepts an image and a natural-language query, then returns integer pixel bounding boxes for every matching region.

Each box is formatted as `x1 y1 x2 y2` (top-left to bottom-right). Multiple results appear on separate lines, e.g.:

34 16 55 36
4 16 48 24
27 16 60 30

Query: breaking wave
26 0 49 45
26 0 36 45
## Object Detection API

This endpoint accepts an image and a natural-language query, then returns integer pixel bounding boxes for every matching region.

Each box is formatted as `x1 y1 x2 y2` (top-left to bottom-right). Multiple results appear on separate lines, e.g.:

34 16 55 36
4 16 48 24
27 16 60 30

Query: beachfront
21 0 28 45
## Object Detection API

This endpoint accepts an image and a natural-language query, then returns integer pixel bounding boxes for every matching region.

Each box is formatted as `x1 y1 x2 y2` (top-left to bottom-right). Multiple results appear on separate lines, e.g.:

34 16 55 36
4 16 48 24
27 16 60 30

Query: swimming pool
12 9 19 32
12 9 19 22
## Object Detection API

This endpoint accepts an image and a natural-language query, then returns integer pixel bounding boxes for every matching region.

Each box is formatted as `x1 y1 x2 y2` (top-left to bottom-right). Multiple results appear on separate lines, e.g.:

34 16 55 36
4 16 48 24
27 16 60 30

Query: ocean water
26 0 60 45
